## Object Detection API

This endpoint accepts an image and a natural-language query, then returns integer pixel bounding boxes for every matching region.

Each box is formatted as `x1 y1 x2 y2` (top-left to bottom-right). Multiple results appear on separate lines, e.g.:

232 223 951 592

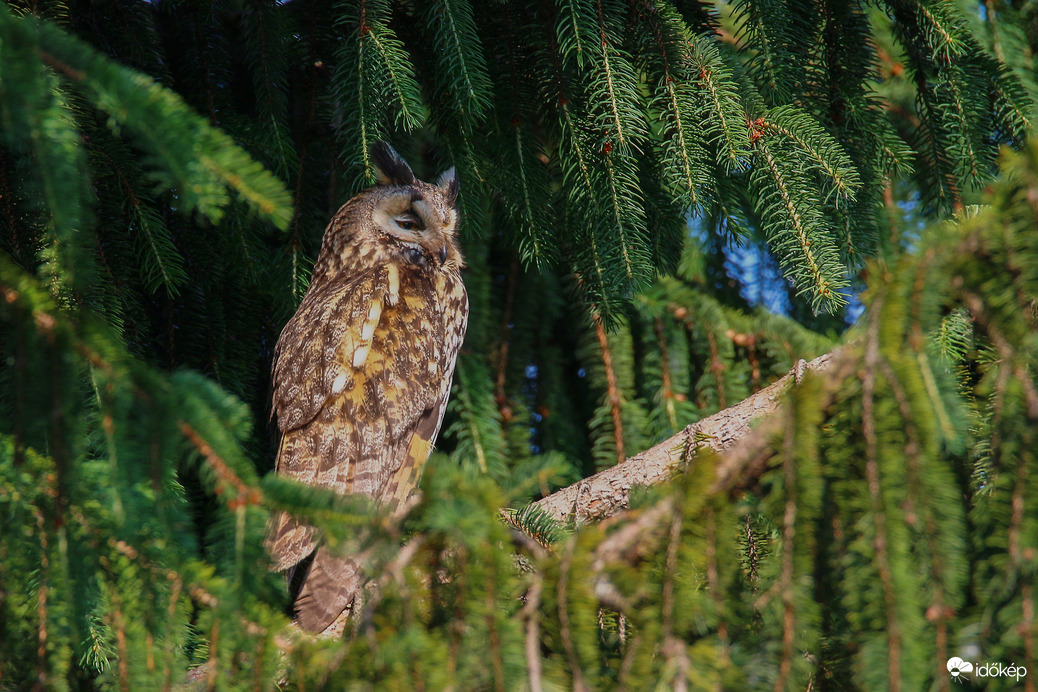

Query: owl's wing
270 266 384 437
267 265 463 574
382 390 448 506
289 394 451 633
267 266 393 573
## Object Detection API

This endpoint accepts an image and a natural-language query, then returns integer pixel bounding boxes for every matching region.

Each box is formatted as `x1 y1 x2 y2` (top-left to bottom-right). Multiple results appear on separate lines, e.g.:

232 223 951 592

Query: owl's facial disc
370 188 455 268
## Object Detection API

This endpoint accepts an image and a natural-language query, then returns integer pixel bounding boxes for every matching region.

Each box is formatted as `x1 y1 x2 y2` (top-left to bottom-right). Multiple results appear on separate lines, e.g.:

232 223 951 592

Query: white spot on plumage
332 371 348 394
361 300 381 341
353 344 369 368
386 264 400 306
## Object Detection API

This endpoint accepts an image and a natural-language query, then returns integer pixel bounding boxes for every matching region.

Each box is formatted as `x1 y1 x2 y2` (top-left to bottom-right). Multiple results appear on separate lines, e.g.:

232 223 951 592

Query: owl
267 143 468 633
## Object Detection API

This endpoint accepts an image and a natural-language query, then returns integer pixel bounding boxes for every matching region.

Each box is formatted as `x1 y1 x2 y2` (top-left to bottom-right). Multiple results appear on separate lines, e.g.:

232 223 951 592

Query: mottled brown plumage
267 144 467 633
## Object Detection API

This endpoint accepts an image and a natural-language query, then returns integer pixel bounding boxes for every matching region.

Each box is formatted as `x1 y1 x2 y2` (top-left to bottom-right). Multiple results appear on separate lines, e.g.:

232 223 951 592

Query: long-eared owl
267 144 468 633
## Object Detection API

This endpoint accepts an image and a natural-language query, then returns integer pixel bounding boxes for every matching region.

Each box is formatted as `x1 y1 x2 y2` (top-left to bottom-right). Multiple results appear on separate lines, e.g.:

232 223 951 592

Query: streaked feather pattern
268 144 467 633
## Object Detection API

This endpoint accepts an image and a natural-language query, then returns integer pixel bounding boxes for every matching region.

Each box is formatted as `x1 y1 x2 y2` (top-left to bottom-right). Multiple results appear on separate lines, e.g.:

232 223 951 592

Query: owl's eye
395 213 423 231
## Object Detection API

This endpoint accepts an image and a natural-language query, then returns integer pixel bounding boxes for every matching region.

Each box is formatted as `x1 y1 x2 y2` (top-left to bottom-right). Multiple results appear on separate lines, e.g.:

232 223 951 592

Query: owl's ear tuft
437 167 459 205
372 142 416 186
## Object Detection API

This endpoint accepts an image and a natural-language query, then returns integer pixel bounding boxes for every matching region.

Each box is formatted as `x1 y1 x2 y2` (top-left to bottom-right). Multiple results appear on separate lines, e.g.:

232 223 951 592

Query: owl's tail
292 547 367 634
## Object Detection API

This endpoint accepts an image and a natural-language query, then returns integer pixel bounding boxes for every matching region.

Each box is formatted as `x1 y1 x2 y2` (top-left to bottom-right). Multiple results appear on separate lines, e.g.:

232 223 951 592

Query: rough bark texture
533 349 848 523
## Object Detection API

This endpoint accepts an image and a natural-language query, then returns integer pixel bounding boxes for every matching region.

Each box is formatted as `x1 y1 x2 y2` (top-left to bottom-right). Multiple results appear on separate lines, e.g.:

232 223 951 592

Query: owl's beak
437 244 448 265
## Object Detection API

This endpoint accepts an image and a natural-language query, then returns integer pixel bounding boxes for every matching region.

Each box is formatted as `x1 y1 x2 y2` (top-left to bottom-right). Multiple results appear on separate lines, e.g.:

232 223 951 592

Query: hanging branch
594 318 626 466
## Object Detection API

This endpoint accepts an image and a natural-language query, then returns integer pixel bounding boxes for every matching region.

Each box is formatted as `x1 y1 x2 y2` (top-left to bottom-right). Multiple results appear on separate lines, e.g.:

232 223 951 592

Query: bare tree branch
533 348 855 523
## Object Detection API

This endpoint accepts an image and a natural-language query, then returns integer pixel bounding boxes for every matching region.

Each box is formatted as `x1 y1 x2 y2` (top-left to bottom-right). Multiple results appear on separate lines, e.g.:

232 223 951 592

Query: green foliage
1 1 1037 690
334 0 426 185
4 8 292 232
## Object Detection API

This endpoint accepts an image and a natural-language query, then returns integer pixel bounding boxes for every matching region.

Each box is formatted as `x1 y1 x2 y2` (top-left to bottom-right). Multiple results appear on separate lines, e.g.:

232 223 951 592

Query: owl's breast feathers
267 262 468 573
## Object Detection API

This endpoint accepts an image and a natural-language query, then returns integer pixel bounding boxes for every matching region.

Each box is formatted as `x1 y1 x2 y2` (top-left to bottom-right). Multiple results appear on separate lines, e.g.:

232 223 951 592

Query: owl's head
316 144 463 281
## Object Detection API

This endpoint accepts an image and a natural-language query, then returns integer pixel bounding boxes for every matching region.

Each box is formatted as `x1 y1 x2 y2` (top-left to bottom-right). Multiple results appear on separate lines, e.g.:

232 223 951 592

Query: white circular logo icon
947 657 974 679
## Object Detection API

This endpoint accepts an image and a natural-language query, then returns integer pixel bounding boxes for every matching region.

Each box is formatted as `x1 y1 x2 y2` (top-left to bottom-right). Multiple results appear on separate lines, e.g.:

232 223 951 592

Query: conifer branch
911 0 967 60
663 78 698 203
688 37 750 172
512 128 544 264
705 327 726 409
178 422 262 509
558 0 589 66
560 106 596 195
653 317 679 431
521 576 544 692
762 106 861 203
775 402 798 691
533 349 848 522
366 32 417 125
440 0 479 110
594 317 625 466
557 538 590 692
602 152 639 281
28 19 294 230
2 3 1036 687
877 355 952 667
755 136 847 309
861 302 903 689
594 0 627 147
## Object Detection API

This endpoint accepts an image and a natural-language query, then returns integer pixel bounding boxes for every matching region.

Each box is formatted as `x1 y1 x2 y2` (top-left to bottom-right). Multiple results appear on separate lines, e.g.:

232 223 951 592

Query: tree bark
533 348 852 523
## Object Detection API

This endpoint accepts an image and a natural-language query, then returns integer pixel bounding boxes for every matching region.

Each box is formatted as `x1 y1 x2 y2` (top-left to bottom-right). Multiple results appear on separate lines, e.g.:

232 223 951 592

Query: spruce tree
1 0 1036 689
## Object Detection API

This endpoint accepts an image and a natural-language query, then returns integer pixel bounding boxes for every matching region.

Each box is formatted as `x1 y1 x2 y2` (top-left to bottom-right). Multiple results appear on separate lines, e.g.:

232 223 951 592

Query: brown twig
521 575 544 692
178 422 263 509
862 303 901 691
595 317 626 466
